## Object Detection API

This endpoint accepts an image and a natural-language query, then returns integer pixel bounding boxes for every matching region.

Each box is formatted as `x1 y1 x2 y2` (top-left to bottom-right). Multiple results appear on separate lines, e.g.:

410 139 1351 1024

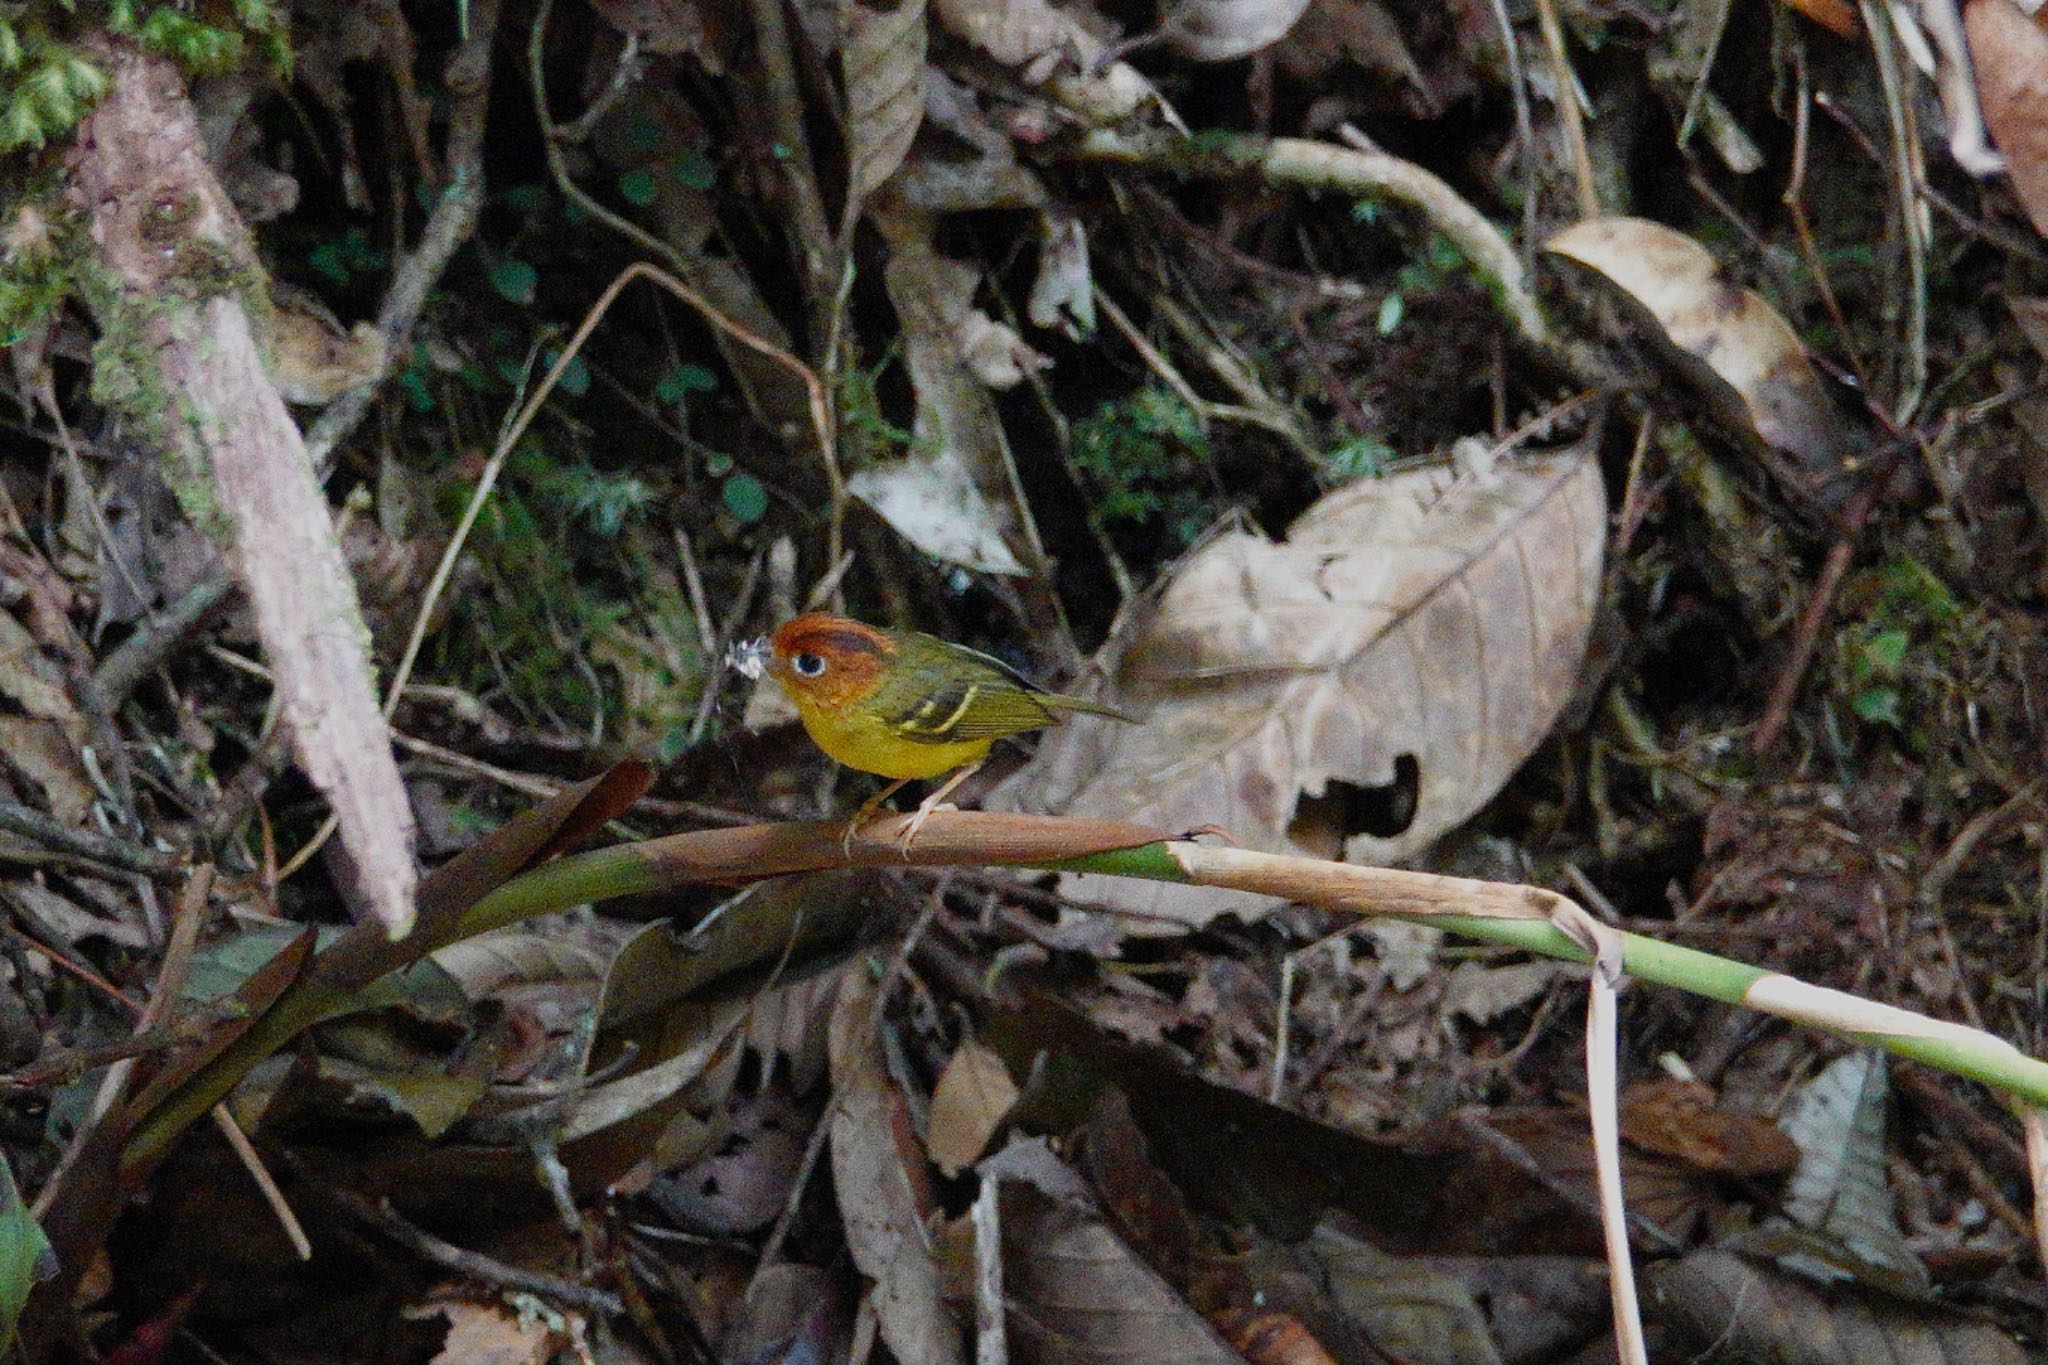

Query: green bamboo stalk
118 818 2048 1176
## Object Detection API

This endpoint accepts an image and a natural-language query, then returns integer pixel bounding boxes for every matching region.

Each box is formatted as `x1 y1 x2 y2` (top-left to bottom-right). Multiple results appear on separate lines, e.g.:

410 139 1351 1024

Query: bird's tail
1045 693 1138 724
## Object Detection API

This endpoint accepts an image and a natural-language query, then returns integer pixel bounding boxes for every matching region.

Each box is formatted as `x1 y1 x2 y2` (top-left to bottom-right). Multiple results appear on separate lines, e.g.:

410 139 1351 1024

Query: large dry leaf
1646 1249 2028 1363
828 969 964 1365
845 0 927 209
994 443 1603 930
927 1038 1019 1177
932 0 1159 123
1546 217 1866 519
1776 1051 1925 1292
1308 1223 1504 1365
986 1141 1242 1365
1161 0 1312 61
1967 0 2048 236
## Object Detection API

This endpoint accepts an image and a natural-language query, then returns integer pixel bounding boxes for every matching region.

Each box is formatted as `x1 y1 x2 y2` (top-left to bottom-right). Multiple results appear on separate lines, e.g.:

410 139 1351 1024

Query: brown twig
0 797 182 879
0 1017 220 1094
528 3 844 572
1750 481 1883 755
211 1107 311 1260
94 574 238 708
324 1182 624 1316
1782 44 1872 395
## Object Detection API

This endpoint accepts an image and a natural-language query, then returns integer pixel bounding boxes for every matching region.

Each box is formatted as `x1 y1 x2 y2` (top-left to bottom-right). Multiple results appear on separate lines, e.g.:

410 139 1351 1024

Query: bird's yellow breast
790 692 994 779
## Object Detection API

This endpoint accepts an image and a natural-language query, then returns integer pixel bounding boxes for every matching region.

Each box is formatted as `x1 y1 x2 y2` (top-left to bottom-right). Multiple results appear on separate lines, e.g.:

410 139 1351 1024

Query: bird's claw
894 801 959 858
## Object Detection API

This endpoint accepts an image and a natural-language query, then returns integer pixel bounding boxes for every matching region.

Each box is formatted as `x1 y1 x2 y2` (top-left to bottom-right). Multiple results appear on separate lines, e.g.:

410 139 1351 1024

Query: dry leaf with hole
927 1038 1019 1176
1546 217 1867 519
1967 0 2048 236
847 226 1039 574
994 441 1603 930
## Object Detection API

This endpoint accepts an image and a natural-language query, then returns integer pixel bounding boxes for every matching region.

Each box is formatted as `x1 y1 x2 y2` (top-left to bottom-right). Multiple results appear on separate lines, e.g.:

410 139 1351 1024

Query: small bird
732 613 1134 851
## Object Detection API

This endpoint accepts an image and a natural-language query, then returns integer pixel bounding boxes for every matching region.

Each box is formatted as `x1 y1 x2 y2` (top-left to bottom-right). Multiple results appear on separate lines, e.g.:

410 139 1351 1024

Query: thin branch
0 797 182 878
324 1183 623 1316
304 0 504 470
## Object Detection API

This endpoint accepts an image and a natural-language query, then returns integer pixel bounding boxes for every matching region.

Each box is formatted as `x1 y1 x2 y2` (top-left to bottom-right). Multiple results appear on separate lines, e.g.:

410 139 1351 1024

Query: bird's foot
840 779 909 857
895 798 961 858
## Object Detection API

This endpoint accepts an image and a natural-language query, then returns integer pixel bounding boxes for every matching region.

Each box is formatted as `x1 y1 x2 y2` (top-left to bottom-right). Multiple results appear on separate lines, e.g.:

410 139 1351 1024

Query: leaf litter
2 0 2046 1358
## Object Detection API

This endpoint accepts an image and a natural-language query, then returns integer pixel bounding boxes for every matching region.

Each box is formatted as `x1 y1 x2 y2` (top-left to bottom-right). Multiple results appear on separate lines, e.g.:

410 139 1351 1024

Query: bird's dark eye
792 652 827 677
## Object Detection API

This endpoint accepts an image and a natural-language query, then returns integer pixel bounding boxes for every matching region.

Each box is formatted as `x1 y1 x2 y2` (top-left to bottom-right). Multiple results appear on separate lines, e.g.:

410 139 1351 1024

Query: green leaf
0 100 46 152
138 8 242 74
233 0 280 29
1376 292 1404 336
626 112 661 153
499 182 548 215
1852 687 1901 726
1326 434 1394 480
618 169 657 206
487 258 537 306
703 451 734 477
1876 558 1960 619
308 242 351 286
398 367 435 413
657 363 718 403
0 1154 49 1354
1861 628 1911 672
544 349 589 397
722 472 768 524
672 152 716 190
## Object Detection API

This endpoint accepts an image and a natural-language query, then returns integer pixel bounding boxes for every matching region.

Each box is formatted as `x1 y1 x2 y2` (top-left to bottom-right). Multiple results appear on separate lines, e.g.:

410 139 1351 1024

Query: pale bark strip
68 40 417 936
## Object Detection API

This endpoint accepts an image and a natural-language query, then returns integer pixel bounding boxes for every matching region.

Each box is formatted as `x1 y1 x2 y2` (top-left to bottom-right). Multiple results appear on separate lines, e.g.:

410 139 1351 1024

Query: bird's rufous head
764 613 895 710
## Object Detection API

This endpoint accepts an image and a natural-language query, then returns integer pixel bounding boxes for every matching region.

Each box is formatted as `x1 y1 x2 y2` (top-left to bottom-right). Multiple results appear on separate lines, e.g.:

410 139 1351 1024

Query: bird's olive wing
871 651 1059 743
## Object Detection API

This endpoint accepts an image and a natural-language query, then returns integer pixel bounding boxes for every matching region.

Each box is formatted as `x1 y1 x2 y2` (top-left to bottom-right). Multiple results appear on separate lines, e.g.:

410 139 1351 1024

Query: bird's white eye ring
792 651 827 677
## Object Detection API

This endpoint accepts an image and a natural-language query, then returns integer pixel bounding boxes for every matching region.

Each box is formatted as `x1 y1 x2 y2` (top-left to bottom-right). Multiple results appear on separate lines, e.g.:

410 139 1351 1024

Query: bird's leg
842 777 910 856
897 761 982 856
